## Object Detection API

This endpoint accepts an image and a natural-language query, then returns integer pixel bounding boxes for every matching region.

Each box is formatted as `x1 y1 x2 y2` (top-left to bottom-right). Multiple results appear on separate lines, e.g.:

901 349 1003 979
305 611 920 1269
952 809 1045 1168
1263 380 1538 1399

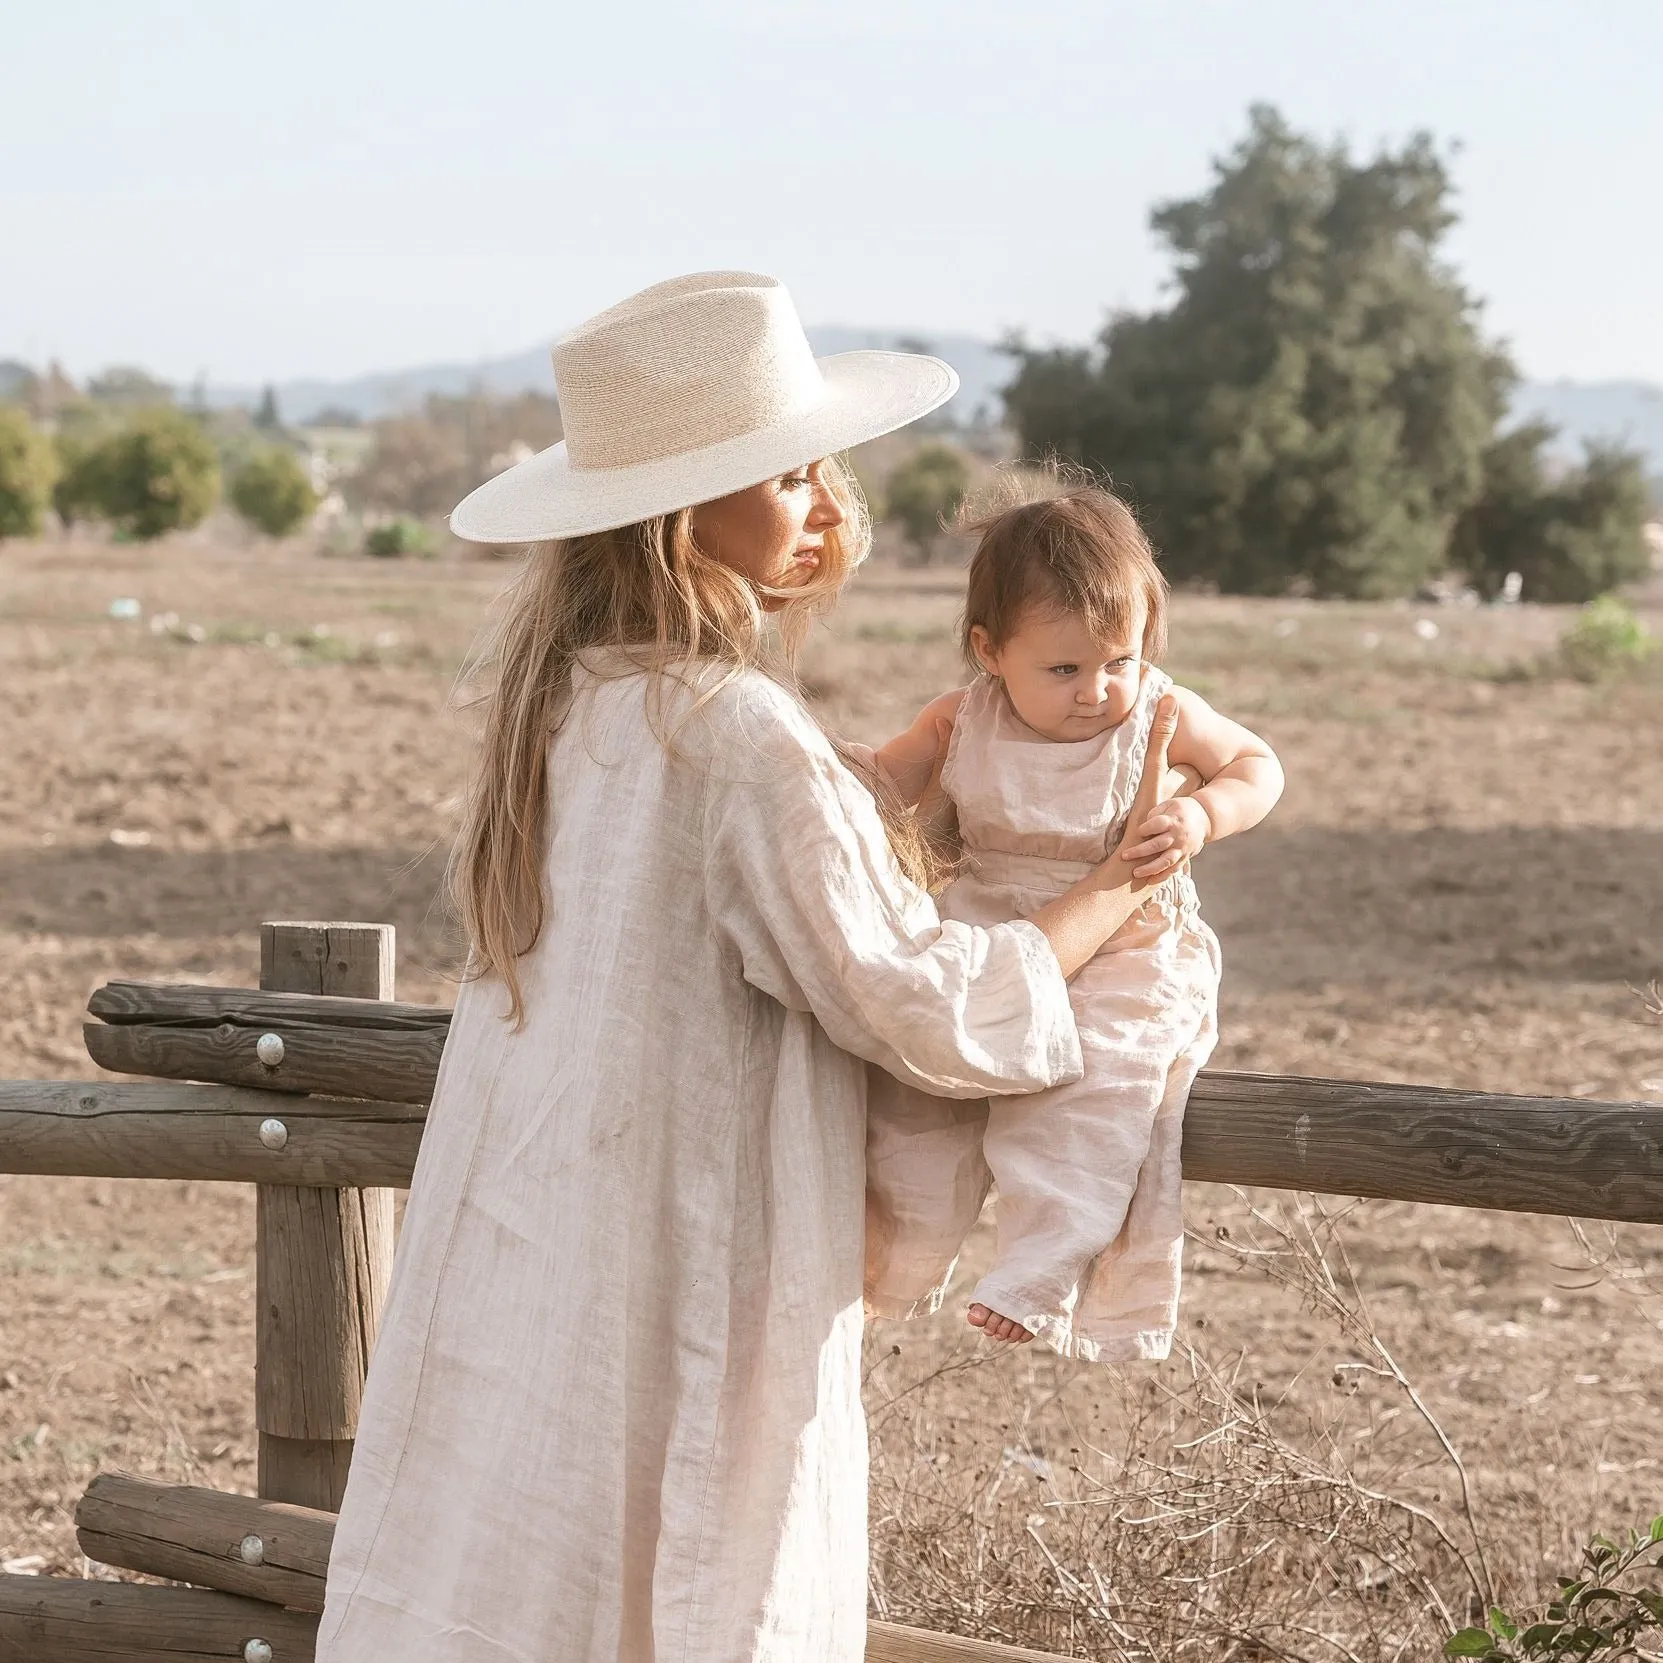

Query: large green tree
1004 106 1513 598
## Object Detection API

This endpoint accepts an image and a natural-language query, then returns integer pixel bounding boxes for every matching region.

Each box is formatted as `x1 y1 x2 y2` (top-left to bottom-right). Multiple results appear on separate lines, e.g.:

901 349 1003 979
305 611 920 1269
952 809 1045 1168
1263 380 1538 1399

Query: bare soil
2 527 1660 1654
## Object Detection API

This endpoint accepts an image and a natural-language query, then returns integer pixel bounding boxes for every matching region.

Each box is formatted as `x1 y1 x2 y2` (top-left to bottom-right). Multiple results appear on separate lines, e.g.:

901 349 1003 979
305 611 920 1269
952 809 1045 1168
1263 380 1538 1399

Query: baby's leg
864 1064 992 1319
1073 976 1219 1359
968 930 1217 1353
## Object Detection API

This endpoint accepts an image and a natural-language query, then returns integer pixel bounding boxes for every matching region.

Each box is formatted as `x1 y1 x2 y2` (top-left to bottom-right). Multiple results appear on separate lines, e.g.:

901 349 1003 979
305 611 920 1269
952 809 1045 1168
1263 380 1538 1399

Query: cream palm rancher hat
448 270 959 542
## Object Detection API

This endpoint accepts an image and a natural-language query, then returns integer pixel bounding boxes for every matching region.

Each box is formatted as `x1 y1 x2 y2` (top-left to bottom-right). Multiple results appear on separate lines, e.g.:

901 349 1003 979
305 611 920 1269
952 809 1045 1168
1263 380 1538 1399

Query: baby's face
971 603 1145 742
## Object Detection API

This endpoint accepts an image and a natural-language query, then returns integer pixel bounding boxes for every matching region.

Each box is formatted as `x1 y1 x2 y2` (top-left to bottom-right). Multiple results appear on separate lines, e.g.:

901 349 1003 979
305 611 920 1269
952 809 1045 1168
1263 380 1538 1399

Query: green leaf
1518 1623 1562 1652
1649 1514 1663 1543
1444 1629 1498 1658
1489 1608 1519 1642
1578 1587 1624 1608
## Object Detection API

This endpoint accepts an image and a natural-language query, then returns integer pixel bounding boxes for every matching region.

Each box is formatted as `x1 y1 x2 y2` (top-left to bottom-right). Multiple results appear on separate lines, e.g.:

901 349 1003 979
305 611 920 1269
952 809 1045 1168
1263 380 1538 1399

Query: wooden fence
2 918 1661 1662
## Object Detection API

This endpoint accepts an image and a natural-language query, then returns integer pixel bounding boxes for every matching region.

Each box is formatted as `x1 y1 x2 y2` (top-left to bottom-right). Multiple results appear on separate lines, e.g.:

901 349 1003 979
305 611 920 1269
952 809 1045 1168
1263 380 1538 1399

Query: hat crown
553 272 825 473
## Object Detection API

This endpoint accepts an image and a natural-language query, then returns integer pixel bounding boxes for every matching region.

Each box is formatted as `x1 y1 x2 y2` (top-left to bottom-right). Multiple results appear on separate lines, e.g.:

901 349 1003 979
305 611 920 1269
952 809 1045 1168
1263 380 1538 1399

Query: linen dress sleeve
699 683 1083 1098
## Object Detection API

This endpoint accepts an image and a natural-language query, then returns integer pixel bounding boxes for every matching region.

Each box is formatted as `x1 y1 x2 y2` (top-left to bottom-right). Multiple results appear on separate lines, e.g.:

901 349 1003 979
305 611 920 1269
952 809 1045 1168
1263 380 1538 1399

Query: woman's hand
1028 693 1182 979
1120 795 1210 878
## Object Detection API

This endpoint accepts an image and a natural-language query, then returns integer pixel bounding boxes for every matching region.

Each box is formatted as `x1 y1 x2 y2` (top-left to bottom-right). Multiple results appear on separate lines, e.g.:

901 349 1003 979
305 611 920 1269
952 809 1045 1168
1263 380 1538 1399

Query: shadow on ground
2 825 1658 996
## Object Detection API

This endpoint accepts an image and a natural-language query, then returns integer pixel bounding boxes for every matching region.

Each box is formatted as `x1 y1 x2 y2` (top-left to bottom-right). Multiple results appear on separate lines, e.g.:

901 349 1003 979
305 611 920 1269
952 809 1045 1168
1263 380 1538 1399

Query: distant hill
206 329 1016 430
207 339 1663 474
1506 380 1663 469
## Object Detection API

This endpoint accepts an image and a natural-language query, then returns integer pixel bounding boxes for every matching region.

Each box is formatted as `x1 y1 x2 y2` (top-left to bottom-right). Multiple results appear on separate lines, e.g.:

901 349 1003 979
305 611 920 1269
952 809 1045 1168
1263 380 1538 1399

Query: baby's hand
1120 796 1210 879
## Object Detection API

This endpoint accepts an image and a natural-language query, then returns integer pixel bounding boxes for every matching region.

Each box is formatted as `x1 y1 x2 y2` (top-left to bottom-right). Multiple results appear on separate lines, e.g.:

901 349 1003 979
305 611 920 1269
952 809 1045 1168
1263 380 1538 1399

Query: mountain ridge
203 336 1663 470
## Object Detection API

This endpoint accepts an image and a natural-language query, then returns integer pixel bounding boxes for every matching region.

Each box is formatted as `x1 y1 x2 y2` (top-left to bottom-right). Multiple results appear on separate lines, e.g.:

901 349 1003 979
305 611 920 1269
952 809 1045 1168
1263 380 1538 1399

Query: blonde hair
448 456 932 1026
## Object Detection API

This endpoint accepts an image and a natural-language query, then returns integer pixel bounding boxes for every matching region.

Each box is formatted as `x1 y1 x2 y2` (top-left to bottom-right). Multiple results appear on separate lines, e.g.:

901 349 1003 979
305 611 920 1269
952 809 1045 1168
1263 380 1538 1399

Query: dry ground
1 525 1661 1657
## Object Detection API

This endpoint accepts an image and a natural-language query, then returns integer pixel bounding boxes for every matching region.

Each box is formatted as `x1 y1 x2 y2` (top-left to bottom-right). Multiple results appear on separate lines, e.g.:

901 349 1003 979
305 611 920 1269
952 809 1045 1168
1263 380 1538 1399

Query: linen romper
865 666 1221 1363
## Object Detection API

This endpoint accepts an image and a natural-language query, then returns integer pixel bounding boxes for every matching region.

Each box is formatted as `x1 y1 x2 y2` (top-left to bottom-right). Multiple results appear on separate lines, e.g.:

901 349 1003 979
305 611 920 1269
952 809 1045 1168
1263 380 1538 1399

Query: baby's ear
967 624 998 675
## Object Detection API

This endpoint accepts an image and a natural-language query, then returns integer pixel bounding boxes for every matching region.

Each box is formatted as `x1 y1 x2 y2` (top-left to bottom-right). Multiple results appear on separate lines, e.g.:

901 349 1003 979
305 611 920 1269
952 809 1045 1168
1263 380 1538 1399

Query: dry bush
866 1195 1520 1661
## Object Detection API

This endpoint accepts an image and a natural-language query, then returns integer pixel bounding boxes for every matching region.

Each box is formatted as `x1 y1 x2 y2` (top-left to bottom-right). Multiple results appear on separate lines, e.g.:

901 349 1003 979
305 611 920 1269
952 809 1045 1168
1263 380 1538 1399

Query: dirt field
2 525 1661 1656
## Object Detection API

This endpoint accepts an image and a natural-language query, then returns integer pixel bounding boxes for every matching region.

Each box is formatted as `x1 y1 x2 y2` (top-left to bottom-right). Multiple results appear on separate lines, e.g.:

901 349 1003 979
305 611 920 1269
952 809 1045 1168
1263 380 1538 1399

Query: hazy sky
6 1 1659 387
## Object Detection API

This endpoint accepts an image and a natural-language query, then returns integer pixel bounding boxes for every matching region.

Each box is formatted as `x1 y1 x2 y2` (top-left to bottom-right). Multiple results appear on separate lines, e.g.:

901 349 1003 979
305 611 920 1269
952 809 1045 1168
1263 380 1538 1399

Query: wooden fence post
255 921 398 1511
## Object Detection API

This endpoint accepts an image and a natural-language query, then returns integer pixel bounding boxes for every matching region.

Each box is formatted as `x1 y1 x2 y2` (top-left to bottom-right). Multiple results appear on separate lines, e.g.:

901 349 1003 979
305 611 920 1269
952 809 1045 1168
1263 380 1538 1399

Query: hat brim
447 350 959 544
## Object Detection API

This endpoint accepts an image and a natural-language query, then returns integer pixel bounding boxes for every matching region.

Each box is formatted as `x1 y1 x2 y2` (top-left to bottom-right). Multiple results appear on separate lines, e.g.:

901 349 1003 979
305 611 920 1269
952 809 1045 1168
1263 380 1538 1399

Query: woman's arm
1120 686 1284 878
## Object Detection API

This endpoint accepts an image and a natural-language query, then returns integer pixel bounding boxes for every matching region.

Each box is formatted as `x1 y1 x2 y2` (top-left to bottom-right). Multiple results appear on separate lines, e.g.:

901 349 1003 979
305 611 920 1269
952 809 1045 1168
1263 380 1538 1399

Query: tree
86 365 176 406
0 408 58 540
254 385 283 433
54 409 221 539
230 446 318 537
348 392 562 517
884 442 971 564
1004 106 1512 598
1450 425 1652 603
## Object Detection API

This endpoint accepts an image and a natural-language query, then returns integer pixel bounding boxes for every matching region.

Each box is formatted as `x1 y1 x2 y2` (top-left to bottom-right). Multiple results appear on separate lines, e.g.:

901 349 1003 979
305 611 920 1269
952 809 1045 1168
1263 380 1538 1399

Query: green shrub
52 408 220 539
363 517 435 559
1559 595 1655 682
230 447 318 537
1445 1517 1663 1659
0 408 59 539
885 442 971 564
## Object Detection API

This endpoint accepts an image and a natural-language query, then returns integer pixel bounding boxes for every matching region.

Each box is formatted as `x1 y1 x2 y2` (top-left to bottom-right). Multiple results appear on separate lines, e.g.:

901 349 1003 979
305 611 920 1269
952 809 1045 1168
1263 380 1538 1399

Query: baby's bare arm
872 688 968 808
1122 688 1283 874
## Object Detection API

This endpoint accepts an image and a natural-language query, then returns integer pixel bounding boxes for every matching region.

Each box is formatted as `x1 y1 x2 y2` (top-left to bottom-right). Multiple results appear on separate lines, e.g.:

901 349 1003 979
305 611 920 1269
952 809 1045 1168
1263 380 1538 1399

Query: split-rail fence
2 918 1661 1663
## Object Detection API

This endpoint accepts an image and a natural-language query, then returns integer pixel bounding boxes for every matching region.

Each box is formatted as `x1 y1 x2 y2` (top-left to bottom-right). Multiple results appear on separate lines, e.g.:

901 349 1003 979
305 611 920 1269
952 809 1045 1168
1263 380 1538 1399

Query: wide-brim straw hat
449 270 959 543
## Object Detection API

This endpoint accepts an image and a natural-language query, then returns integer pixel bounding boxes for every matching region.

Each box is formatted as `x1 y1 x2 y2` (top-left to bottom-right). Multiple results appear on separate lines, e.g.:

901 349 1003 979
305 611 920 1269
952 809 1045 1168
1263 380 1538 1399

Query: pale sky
6 0 1659 388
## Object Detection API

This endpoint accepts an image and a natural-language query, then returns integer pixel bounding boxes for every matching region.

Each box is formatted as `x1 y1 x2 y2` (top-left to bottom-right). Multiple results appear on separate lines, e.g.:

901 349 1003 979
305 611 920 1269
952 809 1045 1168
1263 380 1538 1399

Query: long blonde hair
449 456 931 1025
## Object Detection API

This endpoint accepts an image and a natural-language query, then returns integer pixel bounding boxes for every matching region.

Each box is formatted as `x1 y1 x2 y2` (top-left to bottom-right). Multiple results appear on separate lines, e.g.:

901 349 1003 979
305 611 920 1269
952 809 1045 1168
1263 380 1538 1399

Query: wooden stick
869 1623 1066 1661
89 981 449 1031
1182 1070 1663 1220
255 923 398 1513
0 1572 318 1661
75 1473 331 1612
83 1018 443 1105
0 1081 424 1187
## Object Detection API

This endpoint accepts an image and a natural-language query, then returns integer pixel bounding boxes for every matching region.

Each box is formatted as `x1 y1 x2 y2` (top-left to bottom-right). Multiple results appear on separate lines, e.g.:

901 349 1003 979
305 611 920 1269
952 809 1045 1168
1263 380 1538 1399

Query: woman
316 271 1176 1663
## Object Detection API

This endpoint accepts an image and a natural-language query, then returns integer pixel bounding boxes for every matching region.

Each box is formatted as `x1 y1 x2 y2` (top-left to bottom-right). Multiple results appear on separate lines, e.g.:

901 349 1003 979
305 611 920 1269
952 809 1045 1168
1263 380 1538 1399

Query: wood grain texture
255 921 395 1513
1182 1070 1663 1223
0 1572 318 1661
74 1473 332 1612
867 1623 1066 1661
260 923 393 1002
89 981 449 1032
83 1019 443 1104
0 1081 424 1186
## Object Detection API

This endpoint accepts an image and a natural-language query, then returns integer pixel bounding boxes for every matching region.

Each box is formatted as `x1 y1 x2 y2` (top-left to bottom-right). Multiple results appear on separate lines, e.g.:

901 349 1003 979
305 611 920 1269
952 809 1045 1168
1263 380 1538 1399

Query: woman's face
690 460 845 608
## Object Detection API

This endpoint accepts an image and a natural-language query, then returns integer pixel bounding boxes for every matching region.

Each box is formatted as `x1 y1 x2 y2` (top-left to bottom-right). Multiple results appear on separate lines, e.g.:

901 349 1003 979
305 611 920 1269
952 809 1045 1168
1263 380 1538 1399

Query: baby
864 485 1283 1362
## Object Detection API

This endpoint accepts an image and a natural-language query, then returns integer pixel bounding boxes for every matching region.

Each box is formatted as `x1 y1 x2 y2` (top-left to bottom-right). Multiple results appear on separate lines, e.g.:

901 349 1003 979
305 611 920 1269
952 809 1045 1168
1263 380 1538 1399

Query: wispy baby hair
959 477 1169 672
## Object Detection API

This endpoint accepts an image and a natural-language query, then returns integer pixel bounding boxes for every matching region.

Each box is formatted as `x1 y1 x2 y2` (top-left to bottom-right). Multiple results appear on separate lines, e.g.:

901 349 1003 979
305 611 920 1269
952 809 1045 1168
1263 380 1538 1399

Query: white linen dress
865 669 1221 1364
313 652 1084 1663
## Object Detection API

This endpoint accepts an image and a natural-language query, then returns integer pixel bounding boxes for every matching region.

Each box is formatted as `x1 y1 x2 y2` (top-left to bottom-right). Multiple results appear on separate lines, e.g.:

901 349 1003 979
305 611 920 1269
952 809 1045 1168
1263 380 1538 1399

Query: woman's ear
968 624 1000 677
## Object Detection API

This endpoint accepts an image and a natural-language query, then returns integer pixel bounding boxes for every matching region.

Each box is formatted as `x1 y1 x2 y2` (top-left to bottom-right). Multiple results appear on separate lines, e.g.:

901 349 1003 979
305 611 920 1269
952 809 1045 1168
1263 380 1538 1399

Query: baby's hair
959 472 1169 673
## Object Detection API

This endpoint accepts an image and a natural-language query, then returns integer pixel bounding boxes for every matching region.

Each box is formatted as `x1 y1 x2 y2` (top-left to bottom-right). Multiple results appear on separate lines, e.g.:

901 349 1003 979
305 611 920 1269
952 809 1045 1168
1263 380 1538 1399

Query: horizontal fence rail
0 1474 1061 1663
4 979 1662 1222
0 1081 425 1187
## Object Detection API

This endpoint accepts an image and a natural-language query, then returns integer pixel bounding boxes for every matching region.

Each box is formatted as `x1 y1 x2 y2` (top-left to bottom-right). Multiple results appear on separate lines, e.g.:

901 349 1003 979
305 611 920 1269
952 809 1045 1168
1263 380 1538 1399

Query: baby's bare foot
967 1302 1034 1344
